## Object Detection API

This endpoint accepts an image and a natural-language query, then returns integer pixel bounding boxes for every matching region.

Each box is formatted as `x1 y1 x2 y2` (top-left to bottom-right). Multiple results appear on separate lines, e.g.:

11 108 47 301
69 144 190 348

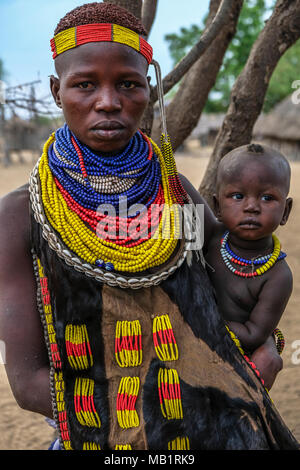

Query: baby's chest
205 243 262 318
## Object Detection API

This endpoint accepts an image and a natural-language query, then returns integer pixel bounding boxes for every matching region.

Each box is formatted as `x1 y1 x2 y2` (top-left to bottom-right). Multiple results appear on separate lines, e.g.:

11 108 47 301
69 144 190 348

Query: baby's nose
243 197 260 212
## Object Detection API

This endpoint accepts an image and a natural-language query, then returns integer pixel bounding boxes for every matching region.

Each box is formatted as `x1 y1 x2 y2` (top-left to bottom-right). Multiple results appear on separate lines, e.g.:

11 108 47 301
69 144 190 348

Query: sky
0 0 209 111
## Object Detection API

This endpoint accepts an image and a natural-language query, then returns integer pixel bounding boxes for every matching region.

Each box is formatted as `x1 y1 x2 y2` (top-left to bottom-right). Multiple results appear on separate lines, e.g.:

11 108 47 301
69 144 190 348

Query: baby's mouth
238 219 261 229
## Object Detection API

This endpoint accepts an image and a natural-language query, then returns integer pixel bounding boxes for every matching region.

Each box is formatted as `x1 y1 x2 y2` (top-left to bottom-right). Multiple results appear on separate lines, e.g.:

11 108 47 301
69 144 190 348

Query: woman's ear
50 75 62 109
280 197 293 226
213 194 221 220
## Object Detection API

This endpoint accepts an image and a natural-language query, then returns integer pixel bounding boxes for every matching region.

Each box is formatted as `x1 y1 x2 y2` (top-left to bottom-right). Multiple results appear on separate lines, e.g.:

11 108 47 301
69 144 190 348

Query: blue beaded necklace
48 124 162 215
221 230 286 267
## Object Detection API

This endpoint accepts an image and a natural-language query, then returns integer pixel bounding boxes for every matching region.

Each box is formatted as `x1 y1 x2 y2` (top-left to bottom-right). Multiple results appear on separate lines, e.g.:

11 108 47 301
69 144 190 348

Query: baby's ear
213 194 221 219
280 197 293 225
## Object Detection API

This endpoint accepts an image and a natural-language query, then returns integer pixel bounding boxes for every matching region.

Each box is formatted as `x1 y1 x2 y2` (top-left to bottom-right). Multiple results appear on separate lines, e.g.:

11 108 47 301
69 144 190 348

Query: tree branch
151 0 243 148
142 0 158 37
199 0 300 207
151 0 237 103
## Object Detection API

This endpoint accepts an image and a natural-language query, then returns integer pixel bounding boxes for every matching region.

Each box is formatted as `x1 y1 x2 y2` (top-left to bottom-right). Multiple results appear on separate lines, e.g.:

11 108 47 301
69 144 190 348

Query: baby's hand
250 336 283 390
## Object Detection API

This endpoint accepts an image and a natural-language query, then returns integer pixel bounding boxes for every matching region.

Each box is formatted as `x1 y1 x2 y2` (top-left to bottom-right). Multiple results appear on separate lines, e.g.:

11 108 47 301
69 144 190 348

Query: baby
203 143 293 390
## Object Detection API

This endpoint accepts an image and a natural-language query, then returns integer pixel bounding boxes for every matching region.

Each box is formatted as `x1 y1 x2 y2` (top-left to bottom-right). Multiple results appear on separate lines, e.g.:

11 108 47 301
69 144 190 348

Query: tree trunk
102 0 142 19
151 0 243 149
199 0 300 207
142 0 158 36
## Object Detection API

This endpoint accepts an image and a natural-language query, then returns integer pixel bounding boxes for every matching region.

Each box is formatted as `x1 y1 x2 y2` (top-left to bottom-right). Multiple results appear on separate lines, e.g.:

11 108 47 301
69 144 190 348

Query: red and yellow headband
50 23 153 64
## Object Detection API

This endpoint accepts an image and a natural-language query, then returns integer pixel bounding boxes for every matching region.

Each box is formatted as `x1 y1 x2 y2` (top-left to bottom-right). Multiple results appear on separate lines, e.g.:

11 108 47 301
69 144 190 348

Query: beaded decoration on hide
37 258 62 369
168 436 190 450
55 371 72 450
115 320 142 367
65 324 93 370
153 314 178 361
74 377 101 428
116 376 140 429
82 442 101 450
158 368 183 420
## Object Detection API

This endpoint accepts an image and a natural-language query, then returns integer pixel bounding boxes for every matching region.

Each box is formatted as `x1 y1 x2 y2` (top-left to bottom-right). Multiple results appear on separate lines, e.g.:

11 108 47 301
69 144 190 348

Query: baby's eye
78 81 93 89
232 193 243 200
261 194 273 201
120 80 136 89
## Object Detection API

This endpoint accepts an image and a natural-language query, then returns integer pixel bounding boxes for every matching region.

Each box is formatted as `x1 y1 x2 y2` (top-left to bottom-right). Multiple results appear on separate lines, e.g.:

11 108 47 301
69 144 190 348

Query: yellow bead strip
225 326 245 355
115 444 132 450
256 234 281 276
115 320 142 368
153 314 178 362
54 371 72 450
50 23 153 64
74 377 101 428
83 442 101 450
168 436 190 450
38 134 181 273
116 377 140 429
158 368 183 420
65 324 93 370
37 258 62 369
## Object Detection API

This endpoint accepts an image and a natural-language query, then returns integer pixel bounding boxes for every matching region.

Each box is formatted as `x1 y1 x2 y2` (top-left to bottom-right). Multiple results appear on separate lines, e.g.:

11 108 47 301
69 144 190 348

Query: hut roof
190 113 225 138
253 95 300 141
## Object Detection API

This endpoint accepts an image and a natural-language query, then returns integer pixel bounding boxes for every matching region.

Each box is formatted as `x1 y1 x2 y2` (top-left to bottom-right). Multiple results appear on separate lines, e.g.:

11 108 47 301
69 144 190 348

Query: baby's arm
226 263 293 352
179 174 219 251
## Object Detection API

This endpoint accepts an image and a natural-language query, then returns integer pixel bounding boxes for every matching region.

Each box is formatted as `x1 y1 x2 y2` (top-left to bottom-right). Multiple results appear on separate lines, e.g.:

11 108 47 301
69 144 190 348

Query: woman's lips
91 121 125 140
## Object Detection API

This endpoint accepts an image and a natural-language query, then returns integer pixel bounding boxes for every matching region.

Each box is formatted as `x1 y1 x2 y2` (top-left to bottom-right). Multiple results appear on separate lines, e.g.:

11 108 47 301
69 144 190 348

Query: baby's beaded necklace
220 231 286 278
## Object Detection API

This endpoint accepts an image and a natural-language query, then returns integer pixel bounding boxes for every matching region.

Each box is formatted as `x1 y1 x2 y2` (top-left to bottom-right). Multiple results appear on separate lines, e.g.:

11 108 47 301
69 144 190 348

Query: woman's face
51 42 150 153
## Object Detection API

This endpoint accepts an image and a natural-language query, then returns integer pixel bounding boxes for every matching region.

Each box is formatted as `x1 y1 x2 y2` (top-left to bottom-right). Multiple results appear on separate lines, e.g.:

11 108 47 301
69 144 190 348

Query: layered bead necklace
38 125 183 273
220 231 286 278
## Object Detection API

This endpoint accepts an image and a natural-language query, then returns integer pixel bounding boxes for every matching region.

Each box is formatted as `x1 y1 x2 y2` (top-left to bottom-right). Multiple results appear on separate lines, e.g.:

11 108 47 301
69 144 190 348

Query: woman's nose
94 86 122 113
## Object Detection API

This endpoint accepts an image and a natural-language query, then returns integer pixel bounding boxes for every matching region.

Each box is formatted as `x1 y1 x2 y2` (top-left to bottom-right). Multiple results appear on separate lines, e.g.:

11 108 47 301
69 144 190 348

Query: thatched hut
253 95 300 161
189 113 226 147
0 115 57 165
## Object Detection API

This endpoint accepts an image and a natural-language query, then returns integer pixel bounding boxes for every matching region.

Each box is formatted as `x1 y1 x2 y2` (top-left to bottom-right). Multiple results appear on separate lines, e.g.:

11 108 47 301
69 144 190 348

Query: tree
165 1 268 112
105 0 300 206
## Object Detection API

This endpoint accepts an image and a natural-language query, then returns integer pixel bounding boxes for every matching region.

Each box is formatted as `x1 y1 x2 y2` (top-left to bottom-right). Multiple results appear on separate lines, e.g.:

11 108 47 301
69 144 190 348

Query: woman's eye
262 194 273 201
232 193 243 200
120 80 135 89
78 82 93 89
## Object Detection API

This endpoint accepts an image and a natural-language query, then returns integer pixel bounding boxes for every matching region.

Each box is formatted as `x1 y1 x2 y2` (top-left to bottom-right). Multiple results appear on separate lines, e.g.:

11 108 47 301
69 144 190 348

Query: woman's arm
0 187 52 418
179 173 219 251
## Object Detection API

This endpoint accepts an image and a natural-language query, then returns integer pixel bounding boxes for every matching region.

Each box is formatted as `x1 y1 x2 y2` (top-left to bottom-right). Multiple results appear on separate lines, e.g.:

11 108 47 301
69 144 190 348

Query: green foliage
164 0 297 113
263 38 300 112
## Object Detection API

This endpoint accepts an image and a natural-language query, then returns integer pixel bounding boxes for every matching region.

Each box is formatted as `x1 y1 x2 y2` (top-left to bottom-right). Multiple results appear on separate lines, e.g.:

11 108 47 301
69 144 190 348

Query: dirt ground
0 146 300 450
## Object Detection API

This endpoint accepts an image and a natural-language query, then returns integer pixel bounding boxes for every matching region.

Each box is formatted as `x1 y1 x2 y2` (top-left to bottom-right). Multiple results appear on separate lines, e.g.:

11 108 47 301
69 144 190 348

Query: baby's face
216 159 291 241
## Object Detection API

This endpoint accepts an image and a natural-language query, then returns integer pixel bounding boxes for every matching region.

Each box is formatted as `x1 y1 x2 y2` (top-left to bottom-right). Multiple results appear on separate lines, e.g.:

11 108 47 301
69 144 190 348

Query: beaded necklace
49 125 161 214
39 128 182 273
220 231 286 278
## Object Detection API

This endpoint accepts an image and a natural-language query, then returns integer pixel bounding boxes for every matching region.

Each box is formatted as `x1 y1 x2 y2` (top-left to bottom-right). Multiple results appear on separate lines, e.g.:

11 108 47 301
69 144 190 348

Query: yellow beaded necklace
38 134 182 273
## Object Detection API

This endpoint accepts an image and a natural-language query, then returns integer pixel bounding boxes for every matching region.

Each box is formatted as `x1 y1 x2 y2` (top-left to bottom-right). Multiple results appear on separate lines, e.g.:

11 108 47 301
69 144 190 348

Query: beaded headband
50 23 153 64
